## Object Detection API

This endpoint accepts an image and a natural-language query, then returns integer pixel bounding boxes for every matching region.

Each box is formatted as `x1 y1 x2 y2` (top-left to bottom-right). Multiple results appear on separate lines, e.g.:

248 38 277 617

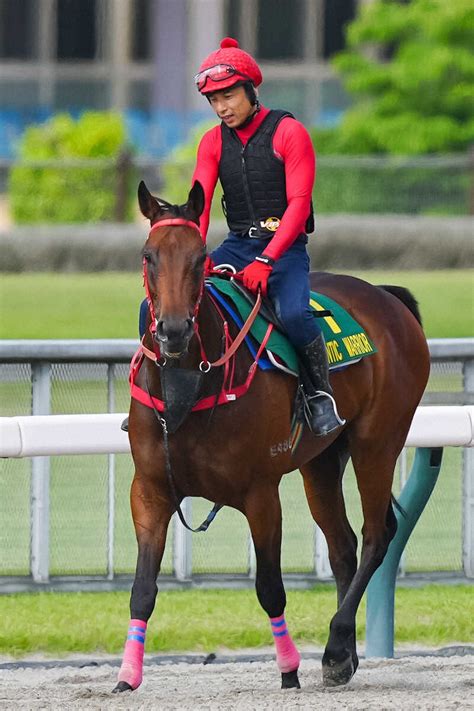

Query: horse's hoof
112 681 133 693
322 654 355 687
281 670 301 689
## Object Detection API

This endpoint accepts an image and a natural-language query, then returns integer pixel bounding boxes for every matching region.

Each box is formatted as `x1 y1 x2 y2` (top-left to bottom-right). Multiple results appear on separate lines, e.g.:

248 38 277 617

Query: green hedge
161 121 470 216
9 112 136 224
313 158 469 215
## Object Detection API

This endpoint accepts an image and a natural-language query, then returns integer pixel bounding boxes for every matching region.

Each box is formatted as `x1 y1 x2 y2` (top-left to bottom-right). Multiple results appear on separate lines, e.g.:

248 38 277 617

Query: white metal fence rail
2 406 473 458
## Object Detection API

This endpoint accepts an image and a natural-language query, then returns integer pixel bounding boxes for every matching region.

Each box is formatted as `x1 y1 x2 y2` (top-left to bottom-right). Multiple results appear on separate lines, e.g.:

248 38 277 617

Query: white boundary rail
1 406 473 458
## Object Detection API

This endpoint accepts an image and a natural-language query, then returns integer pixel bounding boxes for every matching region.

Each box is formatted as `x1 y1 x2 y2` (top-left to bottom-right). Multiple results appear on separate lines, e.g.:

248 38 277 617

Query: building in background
0 0 363 157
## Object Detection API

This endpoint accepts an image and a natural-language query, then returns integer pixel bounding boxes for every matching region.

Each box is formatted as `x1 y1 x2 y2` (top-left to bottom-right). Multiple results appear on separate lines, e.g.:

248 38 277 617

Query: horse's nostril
156 318 193 347
156 320 166 340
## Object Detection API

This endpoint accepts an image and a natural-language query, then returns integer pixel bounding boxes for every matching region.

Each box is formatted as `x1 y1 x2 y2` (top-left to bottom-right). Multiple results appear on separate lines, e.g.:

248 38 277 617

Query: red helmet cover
196 37 263 94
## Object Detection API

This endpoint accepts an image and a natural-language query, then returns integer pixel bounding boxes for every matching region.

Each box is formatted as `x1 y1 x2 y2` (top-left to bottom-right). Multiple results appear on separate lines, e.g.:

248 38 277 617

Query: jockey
192 37 344 436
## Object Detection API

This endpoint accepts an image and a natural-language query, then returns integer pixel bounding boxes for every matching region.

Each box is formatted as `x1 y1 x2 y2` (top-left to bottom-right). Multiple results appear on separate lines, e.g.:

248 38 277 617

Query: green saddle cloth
208 277 377 373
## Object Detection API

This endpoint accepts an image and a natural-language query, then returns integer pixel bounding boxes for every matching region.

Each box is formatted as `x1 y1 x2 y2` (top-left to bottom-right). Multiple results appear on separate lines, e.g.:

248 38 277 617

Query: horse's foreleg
300 438 357 607
114 475 174 693
322 443 399 688
245 484 301 689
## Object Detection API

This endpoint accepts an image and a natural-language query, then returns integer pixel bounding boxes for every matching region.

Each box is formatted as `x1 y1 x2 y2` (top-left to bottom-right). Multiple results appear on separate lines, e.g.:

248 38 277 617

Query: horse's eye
143 253 152 263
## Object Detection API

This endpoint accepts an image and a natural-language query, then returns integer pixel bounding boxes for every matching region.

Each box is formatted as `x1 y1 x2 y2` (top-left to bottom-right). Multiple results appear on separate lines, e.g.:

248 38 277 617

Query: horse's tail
378 285 423 327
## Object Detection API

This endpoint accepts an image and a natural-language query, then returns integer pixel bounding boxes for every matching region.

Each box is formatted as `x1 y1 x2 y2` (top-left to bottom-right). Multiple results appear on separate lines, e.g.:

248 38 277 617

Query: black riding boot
121 417 129 432
298 334 345 436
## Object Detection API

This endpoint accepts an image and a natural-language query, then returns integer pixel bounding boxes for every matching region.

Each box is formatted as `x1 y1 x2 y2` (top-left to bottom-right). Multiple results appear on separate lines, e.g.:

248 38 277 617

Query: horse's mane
156 198 187 219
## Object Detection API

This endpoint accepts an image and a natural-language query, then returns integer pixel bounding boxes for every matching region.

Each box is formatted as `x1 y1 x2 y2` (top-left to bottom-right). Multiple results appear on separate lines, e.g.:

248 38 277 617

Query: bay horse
114 180 430 693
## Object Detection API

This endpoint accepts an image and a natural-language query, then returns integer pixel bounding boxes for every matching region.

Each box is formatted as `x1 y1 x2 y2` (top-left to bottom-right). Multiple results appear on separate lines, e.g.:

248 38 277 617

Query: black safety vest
219 109 314 239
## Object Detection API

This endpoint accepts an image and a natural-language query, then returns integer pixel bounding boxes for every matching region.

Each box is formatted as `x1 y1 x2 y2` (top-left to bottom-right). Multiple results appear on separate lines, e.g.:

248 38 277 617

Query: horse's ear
138 180 164 222
185 180 205 221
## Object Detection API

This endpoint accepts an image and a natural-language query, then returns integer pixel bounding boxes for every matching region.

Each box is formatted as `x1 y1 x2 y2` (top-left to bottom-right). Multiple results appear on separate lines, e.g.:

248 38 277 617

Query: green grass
0 585 472 657
350 269 474 339
0 270 472 340
0 273 144 340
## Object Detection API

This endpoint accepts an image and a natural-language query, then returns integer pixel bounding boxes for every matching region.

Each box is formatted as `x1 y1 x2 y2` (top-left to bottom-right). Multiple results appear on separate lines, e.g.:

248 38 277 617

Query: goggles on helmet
194 63 251 92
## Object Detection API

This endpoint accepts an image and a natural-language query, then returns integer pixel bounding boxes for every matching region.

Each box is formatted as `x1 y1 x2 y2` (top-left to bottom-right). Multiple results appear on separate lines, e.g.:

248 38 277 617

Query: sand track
1 649 473 710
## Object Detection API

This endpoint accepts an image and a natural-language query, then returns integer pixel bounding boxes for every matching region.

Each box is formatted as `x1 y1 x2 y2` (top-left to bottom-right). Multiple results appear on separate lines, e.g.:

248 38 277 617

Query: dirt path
0 649 472 710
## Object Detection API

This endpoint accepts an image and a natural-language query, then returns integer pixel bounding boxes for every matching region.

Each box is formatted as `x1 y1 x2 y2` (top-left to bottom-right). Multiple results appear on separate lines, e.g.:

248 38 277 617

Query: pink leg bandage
270 614 300 673
117 619 147 689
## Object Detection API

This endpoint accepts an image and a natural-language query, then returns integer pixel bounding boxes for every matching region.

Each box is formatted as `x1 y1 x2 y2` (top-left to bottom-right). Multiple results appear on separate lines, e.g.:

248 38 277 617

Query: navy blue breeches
211 232 320 348
139 232 320 347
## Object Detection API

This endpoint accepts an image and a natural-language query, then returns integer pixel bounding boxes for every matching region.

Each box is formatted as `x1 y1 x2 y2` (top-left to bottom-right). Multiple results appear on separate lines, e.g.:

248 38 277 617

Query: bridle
143 217 204 340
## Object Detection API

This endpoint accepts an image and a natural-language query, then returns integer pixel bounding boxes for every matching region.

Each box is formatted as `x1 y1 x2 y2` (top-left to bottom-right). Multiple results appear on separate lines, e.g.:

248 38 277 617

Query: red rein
131 217 272 412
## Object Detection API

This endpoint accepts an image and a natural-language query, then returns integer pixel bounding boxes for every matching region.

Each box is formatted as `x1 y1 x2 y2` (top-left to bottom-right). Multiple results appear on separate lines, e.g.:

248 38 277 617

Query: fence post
30 362 51 583
174 500 192 581
114 150 132 222
468 144 474 216
248 533 256 578
366 447 443 658
463 358 474 577
315 525 333 579
107 364 116 580
397 448 408 576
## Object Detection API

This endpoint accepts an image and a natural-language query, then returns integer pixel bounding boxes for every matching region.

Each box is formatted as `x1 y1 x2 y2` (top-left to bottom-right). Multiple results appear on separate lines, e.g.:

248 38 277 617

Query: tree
315 0 474 154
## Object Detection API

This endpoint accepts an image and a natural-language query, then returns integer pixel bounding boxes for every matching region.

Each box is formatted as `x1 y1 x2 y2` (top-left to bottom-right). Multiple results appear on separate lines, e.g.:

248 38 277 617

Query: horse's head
138 180 206 358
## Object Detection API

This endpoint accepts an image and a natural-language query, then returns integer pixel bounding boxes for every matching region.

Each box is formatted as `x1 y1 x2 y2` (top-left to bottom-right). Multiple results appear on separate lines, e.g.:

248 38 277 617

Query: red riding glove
240 255 275 297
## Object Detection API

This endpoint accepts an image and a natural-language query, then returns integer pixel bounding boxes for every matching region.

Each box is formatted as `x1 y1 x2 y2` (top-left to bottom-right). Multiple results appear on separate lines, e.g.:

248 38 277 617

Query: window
0 79 40 108
56 0 99 60
0 0 36 59
54 79 109 110
129 80 152 111
257 0 304 60
131 0 153 61
225 0 240 41
323 0 356 59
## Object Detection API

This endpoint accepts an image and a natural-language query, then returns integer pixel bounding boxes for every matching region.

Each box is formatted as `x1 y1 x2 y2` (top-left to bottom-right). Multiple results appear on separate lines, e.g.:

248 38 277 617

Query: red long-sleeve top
192 106 316 262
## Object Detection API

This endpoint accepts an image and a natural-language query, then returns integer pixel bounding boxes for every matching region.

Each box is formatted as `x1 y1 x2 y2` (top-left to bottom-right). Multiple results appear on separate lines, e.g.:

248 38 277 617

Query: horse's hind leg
300 436 357 608
321 440 399 687
245 484 301 689
300 436 358 680
114 474 174 693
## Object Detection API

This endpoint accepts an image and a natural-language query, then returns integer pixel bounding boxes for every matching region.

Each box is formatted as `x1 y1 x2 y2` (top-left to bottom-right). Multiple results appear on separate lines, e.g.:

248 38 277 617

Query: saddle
230 279 332 331
205 276 377 374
